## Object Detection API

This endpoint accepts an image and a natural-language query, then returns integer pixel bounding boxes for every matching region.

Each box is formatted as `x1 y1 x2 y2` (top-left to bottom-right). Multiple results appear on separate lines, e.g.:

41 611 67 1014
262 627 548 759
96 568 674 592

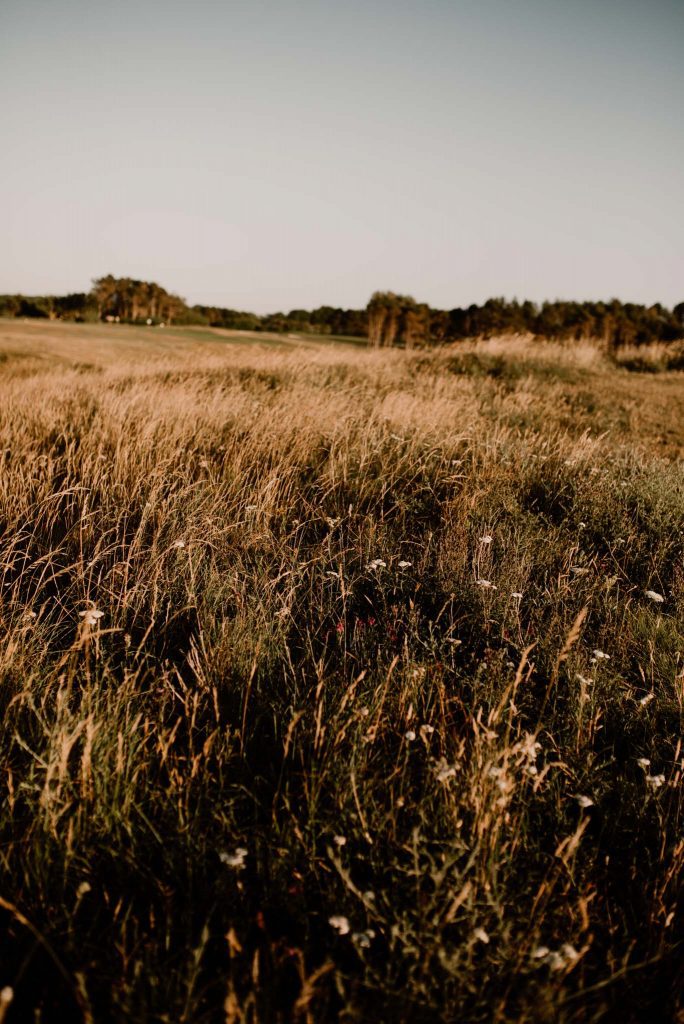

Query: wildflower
333 835 347 847
79 608 104 627
532 944 579 971
420 724 435 738
592 649 610 661
0 988 13 1009
473 927 490 944
329 915 350 935
511 592 523 600
636 757 651 769
578 522 587 529
646 773 665 790
645 590 664 603
219 847 248 870
405 730 416 742
576 674 591 686
367 558 386 571
570 566 589 575
639 693 654 707
352 929 375 948
575 795 594 809
479 535 493 545
325 516 340 528
434 758 457 783
398 560 412 569
476 579 497 589
172 539 186 549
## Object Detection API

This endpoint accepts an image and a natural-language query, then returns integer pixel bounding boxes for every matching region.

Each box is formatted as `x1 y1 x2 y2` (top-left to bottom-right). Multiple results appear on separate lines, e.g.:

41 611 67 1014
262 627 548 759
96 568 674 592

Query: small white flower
219 847 248 869
352 929 375 948
398 560 412 569
592 649 610 661
367 558 386 570
405 730 416 742
333 835 347 847
473 927 490 944
639 693 654 707
479 535 493 545
575 795 594 809
636 758 651 769
329 915 350 935
172 539 186 549
79 608 104 627
476 579 497 589
0 987 13 1007
570 566 590 576
434 758 457 783
511 592 523 600
420 724 435 738
645 590 664 603
646 773 665 790
578 522 587 529
531 945 550 960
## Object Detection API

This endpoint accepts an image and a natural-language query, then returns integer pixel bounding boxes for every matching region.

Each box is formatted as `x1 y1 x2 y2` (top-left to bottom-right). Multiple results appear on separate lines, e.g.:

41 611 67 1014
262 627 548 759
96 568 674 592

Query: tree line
1 277 682 348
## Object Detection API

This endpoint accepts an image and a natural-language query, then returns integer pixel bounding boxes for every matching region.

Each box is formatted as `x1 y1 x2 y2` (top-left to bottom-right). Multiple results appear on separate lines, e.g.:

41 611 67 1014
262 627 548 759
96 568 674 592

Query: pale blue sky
1 0 681 313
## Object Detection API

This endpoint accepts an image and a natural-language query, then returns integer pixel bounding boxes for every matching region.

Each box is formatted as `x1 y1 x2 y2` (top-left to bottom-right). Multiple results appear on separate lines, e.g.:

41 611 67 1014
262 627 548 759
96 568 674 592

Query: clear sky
1 0 682 313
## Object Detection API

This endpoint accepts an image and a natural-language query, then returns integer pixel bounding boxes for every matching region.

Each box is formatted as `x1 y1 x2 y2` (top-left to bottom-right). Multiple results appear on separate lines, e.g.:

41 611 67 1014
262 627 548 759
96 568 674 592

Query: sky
0 0 682 314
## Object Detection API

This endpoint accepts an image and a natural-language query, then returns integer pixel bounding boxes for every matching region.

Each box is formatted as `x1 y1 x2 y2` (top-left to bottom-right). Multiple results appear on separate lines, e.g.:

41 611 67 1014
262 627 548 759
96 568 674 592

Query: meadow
0 319 682 1022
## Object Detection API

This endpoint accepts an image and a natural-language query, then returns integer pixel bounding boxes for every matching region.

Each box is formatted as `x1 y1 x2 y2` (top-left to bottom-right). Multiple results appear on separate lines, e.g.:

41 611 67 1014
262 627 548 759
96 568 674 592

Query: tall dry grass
0 329 682 1022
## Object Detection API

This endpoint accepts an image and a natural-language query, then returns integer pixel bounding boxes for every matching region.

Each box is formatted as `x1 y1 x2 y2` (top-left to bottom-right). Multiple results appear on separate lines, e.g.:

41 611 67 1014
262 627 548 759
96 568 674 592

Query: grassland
0 320 682 1022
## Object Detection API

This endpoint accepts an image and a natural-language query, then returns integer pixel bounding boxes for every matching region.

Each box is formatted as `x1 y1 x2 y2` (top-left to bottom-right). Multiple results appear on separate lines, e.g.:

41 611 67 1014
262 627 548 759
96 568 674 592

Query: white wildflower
333 835 347 847
219 847 248 870
646 773 665 790
0 988 13 1009
532 943 579 971
434 758 457 783
398 560 412 569
420 724 435 738
592 649 610 661
367 558 386 571
79 608 104 627
645 590 664 603
352 929 375 948
329 915 350 935
575 795 594 809
172 539 186 549
570 566 590 576
479 535 493 545
405 730 416 742
473 927 490 944
636 758 651 769
511 592 523 600
639 693 655 707
476 579 497 589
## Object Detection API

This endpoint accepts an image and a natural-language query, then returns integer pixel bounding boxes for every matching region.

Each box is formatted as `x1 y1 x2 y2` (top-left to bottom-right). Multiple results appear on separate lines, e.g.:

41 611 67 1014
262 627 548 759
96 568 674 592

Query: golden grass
0 322 682 1022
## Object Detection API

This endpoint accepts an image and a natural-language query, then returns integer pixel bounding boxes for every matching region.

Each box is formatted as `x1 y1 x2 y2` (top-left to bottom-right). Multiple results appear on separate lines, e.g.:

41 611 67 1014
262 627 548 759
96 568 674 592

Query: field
0 319 682 1023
